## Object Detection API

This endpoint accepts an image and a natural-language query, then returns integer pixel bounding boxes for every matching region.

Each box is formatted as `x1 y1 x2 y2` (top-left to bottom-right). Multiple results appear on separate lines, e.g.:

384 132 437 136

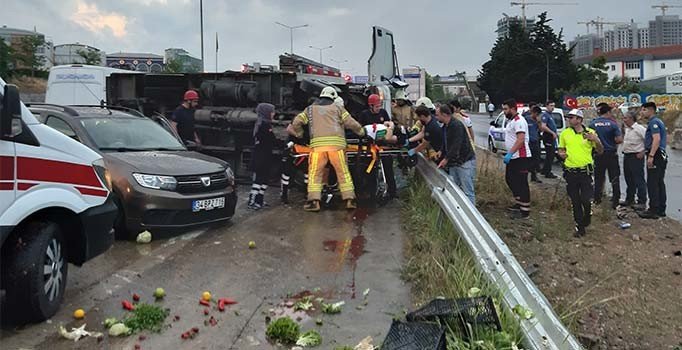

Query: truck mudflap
78 195 117 264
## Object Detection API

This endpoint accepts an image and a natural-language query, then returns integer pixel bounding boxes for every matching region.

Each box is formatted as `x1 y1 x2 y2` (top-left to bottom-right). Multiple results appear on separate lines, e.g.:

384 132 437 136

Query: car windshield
80 117 185 151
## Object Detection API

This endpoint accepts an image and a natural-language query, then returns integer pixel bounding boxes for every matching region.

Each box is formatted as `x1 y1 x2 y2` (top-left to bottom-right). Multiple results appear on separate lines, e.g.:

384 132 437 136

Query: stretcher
284 139 414 206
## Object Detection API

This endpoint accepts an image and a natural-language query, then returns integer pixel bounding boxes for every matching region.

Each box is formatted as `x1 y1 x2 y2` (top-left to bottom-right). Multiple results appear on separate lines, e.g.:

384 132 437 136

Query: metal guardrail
415 154 583 350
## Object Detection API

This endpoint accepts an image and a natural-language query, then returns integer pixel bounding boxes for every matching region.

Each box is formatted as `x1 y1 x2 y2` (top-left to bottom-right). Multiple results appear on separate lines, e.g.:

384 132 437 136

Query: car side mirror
1 84 21 138
489 121 496 126
184 140 198 151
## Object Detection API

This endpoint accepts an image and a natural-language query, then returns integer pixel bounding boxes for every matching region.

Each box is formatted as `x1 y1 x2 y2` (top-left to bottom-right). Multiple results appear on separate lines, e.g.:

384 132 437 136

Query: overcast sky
0 0 671 76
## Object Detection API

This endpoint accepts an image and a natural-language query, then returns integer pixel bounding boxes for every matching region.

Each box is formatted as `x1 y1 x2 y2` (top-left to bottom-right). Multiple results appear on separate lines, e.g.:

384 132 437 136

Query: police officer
540 100 559 179
638 101 668 219
589 103 623 208
525 106 543 183
558 109 604 237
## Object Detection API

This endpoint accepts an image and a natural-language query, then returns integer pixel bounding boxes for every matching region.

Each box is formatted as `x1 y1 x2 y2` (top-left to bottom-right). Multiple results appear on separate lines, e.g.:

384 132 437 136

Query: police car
487 106 565 154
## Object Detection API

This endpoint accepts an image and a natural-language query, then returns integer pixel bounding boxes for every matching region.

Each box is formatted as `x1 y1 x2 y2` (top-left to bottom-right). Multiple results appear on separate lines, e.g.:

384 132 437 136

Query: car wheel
112 196 134 240
1 221 68 324
488 137 497 153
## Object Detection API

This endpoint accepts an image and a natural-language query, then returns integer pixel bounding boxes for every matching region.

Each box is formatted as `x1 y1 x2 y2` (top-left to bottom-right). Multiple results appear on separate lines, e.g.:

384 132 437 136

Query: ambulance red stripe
16 156 103 188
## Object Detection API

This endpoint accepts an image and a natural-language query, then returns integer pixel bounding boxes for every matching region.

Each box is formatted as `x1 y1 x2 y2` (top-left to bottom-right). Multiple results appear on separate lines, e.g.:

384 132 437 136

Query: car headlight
92 159 113 191
132 173 177 191
225 167 235 186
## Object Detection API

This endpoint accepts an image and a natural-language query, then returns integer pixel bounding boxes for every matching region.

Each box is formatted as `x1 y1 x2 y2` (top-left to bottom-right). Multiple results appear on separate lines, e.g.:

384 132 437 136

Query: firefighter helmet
415 97 435 110
183 90 199 101
320 86 338 99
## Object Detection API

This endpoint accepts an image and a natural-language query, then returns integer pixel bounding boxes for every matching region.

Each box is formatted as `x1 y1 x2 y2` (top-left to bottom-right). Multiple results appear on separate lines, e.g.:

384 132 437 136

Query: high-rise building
570 34 602 59
648 15 682 47
496 15 535 39
638 28 650 48
53 43 105 66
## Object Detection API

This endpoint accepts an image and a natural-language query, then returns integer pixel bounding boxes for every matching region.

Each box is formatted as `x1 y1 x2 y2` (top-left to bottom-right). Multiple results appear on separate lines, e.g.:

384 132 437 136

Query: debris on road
136 231 152 244
73 309 85 319
133 293 141 302
205 316 218 327
266 316 300 344
103 318 118 328
362 288 371 298
153 288 166 299
294 296 314 311
180 327 200 340
249 240 256 249
59 324 103 342
354 336 375 350
296 329 322 347
122 300 135 311
321 301 345 314
202 291 212 302
199 299 210 307
124 303 170 333
108 323 132 337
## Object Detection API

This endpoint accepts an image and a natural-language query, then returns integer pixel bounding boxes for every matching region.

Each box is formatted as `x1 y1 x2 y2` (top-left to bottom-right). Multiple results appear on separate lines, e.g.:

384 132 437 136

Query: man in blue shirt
524 105 543 183
589 103 623 208
540 100 559 179
639 102 668 219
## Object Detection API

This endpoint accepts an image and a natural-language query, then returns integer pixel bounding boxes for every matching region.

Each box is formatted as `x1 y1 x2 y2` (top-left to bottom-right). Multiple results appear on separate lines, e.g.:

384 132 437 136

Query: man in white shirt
502 99 532 219
621 110 647 208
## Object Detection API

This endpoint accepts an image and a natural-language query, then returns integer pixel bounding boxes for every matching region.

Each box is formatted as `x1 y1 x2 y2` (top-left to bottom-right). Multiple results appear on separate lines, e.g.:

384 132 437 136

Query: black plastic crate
406 297 502 338
381 320 446 350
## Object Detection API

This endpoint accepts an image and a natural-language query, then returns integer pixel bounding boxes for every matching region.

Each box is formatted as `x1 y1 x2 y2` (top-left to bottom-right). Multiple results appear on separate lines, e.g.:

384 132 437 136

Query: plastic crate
381 320 446 350
405 297 502 338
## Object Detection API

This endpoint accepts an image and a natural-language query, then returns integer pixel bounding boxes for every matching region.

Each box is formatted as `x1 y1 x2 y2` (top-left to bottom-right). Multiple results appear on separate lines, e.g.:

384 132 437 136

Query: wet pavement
469 112 682 222
0 189 410 349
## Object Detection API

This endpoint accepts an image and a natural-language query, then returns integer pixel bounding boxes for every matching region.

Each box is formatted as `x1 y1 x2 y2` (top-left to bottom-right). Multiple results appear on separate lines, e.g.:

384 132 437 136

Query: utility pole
200 0 204 72
330 58 348 71
309 45 332 64
275 22 309 55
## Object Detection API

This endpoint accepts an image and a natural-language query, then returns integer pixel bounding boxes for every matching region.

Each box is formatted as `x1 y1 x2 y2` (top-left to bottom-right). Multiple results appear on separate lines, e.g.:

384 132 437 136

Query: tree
0 39 13 78
478 12 577 105
164 58 182 73
15 35 46 77
76 49 103 65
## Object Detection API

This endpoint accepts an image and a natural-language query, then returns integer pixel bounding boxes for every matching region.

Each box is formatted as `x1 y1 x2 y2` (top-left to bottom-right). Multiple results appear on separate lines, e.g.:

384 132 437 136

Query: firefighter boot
304 200 321 212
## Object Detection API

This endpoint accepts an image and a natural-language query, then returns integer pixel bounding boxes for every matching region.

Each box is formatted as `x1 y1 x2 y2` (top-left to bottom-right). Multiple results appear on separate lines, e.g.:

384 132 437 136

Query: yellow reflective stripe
337 150 353 189
296 111 308 124
341 110 350 122
308 152 319 191
310 136 347 148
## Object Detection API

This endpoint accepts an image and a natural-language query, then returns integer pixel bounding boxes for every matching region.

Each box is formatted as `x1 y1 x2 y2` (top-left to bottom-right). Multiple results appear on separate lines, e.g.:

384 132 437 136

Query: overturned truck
106 26 403 179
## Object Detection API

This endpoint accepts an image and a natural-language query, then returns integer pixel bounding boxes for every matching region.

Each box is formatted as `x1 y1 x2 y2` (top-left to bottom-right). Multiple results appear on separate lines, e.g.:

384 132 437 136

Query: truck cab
0 78 117 324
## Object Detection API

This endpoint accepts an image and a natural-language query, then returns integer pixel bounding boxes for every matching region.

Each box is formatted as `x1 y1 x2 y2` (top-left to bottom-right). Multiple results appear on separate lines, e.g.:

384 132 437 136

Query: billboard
666 73 682 94
402 67 424 102
563 92 682 111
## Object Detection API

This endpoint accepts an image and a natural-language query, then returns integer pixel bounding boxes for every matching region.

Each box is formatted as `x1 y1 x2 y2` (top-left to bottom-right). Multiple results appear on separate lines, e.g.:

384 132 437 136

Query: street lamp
309 45 332 64
536 48 550 103
330 58 348 71
275 22 309 55
410 64 423 99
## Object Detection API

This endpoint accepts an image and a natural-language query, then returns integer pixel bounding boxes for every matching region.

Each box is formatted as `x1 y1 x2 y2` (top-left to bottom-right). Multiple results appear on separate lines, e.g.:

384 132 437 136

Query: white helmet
334 96 345 108
567 108 584 119
320 86 338 99
415 97 435 110
394 89 409 101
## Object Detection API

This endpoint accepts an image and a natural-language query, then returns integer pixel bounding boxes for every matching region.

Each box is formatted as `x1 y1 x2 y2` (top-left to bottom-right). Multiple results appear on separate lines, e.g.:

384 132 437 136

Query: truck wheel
1 221 68 324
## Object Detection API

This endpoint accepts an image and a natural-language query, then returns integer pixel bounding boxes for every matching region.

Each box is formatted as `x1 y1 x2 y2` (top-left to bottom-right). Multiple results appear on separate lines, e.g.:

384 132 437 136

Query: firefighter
248 103 276 210
170 90 202 146
287 86 366 212
391 89 416 128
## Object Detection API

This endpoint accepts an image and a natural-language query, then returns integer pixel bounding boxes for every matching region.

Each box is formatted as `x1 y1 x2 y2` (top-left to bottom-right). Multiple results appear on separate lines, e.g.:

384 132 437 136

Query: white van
45 65 139 105
1 78 117 324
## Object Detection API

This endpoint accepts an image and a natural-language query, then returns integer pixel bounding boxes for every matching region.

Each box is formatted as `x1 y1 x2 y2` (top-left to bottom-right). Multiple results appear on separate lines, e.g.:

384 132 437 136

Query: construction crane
577 17 628 37
652 2 682 15
510 1 579 28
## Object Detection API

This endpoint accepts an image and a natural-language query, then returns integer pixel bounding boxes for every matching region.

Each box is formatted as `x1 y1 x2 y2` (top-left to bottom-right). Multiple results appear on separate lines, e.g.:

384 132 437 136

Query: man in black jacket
436 105 477 204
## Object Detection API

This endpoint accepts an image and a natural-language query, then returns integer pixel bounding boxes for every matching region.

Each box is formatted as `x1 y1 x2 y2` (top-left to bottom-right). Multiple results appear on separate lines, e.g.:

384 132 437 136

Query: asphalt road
0 189 409 349
469 112 682 222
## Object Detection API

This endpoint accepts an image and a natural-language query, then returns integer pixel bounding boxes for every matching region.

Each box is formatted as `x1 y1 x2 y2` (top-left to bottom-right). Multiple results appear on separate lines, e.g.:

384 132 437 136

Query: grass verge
402 177 523 349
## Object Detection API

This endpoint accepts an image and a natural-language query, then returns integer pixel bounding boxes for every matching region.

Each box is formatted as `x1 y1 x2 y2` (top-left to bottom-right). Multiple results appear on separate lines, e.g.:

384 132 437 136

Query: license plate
192 197 225 212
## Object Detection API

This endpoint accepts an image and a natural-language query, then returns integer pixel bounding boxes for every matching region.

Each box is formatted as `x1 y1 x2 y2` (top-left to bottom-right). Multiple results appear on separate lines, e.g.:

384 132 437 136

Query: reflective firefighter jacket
291 103 365 150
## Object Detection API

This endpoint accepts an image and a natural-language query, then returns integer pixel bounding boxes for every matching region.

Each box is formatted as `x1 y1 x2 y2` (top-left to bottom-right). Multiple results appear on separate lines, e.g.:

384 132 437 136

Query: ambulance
0 78 117 324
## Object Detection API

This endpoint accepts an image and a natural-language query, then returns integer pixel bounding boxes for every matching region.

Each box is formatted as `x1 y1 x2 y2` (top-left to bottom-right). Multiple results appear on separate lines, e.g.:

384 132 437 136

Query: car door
45 115 80 142
489 113 506 150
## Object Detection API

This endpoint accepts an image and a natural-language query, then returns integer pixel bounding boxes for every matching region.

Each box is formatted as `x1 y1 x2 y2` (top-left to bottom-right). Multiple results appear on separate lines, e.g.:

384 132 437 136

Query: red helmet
368 94 381 106
183 90 199 101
